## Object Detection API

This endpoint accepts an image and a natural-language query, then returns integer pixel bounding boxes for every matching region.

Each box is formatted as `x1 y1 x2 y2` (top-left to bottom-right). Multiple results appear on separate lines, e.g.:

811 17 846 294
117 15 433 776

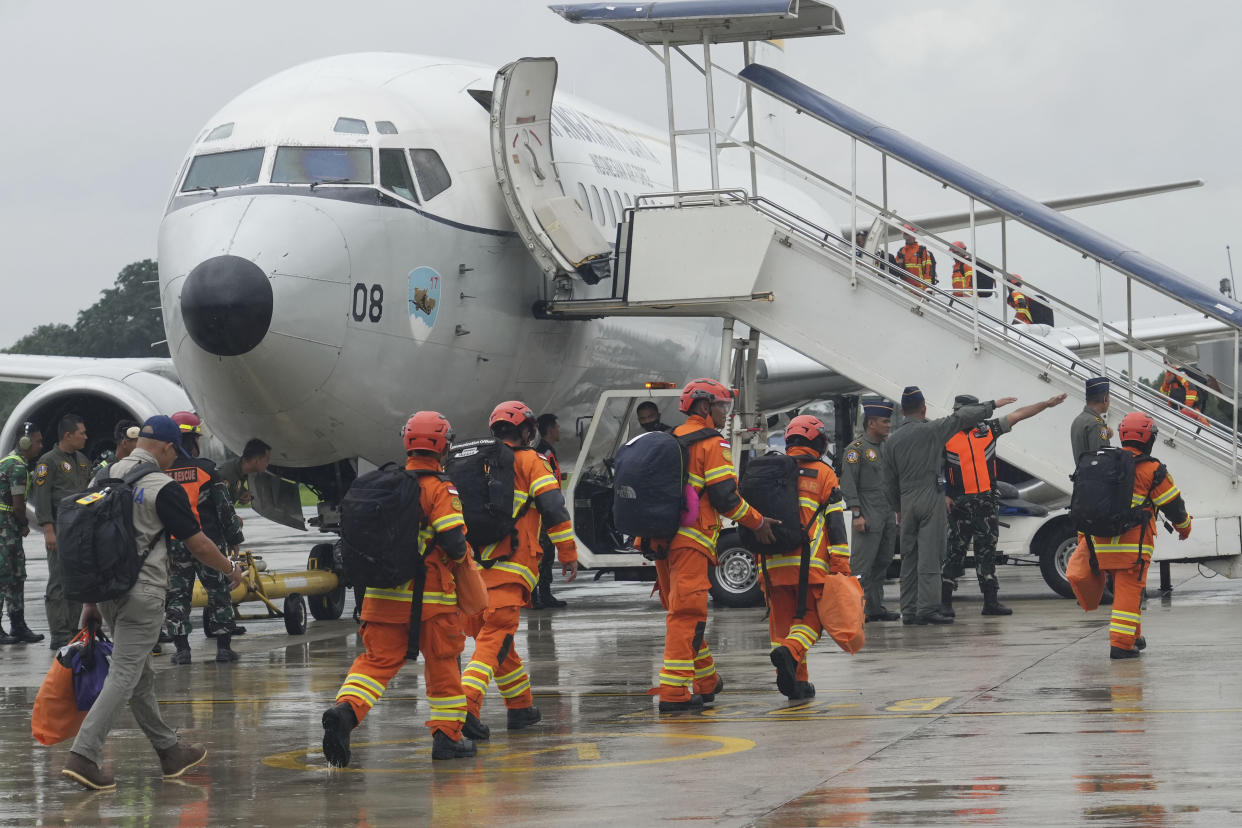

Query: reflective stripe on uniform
364 585 415 603
337 672 386 708
491 560 537 590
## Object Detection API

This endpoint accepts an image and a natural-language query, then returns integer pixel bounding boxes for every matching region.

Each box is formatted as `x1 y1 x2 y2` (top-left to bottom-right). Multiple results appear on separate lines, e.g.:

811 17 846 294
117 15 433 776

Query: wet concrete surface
2 515 1241 826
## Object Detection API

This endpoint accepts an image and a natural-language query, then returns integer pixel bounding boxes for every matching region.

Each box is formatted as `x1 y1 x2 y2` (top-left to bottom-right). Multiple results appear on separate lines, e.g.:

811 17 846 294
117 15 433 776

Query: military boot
917 611 954 625
215 634 239 663
791 681 816 700
462 712 490 741
700 676 724 703
658 695 705 713
322 702 358 767
981 582 1013 616
940 580 956 618
431 731 477 760
770 645 799 698
1110 646 1141 660
170 635 192 665
9 612 44 643
0 623 18 645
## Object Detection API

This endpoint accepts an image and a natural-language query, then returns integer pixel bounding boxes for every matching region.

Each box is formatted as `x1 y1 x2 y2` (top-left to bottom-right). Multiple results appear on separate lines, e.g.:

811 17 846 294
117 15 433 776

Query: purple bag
65 626 112 712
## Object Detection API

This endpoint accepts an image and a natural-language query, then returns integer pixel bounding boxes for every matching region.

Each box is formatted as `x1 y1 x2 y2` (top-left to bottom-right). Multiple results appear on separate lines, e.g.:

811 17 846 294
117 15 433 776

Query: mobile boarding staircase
536 1 1242 577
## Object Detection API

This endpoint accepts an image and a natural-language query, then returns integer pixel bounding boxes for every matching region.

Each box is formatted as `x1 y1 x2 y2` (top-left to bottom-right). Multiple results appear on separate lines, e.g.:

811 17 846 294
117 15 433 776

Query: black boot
171 635 191 665
1110 646 1141 660
506 705 542 730
431 730 476 760
0 623 18 645
981 582 1013 616
322 702 358 767
791 681 816 700
462 712 490 741
770 645 798 699
658 695 705 713
9 612 45 644
700 676 724 703
917 611 954 625
940 580 956 618
215 634 238 663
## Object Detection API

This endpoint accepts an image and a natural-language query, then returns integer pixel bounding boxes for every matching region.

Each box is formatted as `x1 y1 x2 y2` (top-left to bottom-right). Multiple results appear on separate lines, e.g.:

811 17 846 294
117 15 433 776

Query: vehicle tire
283 594 308 635
708 532 764 608
1038 529 1113 602
307 542 346 621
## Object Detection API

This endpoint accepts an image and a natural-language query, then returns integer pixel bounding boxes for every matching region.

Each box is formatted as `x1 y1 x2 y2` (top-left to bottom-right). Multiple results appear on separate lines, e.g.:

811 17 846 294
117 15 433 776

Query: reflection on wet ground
2 517 1241 826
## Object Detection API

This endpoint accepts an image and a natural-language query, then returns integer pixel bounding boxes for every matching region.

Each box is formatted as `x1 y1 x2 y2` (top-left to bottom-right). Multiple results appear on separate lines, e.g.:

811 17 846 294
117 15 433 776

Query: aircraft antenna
1228 245 1237 299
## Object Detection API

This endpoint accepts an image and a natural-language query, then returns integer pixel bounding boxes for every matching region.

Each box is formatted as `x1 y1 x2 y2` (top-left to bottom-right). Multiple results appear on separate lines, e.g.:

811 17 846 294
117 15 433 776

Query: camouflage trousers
943 491 1000 587
0 521 26 617
164 539 235 637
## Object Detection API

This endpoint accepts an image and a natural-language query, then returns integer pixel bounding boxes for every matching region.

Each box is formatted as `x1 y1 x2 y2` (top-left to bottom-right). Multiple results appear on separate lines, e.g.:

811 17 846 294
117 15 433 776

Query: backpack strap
791 455 833 619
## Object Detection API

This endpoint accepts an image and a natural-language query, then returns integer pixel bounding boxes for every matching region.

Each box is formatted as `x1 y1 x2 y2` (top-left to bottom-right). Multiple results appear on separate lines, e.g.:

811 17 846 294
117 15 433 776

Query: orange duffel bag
453 557 489 617
1066 536 1106 612
817 574 866 654
32 628 93 746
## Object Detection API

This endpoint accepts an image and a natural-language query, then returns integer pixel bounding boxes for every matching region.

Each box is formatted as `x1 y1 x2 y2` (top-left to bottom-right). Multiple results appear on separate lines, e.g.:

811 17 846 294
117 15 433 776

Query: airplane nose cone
180 255 273 356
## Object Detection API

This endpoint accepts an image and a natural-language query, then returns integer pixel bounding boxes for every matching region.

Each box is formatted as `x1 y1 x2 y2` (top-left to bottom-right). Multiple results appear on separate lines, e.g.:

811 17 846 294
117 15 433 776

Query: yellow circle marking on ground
262 731 754 774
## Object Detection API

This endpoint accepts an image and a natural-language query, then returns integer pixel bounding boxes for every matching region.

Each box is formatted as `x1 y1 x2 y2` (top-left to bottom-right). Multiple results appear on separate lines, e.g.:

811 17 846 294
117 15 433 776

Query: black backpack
57 462 162 603
340 463 438 589
612 427 718 546
1029 293 1055 325
736 453 822 556
1070 448 1164 566
445 439 527 551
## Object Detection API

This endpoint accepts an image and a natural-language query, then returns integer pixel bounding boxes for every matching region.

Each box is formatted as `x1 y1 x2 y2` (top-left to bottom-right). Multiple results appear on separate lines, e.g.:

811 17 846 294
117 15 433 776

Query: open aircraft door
491 57 611 284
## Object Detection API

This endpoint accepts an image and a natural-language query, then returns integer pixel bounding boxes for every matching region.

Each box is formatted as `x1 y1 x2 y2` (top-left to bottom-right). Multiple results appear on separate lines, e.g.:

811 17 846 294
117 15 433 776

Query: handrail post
1234 328 1239 484
743 41 758 198
702 33 720 199
850 138 858 288
1096 260 1106 371
970 197 979 353
662 38 680 205
719 318 735 384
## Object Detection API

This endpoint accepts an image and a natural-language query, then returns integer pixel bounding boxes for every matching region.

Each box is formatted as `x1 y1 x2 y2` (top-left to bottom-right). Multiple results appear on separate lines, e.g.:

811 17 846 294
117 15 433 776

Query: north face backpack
445 439 526 549
57 462 162 603
736 453 819 556
1070 448 1163 540
612 428 719 542
340 463 437 589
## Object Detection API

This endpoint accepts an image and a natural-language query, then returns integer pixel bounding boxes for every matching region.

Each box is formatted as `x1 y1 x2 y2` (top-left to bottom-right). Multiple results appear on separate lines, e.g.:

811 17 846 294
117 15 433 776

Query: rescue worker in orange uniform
653 378 777 712
323 411 480 765
766 415 849 701
460 401 578 732
894 223 937 291
950 241 973 297
1006 274 1034 324
1085 411 1191 659
1159 360 1211 424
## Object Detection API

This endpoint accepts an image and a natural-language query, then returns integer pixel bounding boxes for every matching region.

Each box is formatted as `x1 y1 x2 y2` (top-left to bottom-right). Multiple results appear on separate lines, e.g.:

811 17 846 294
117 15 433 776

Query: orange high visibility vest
896 243 933 290
944 427 998 496
952 261 973 297
1008 289 1033 324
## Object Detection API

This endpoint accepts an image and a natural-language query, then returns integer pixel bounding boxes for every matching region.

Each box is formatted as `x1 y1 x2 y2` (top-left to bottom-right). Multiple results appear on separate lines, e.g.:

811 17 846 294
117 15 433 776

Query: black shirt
156 483 201 541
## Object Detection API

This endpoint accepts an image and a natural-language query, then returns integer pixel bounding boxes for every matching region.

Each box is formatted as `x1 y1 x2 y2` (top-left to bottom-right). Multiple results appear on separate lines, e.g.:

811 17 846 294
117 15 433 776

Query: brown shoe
157 741 207 778
62 752 116 791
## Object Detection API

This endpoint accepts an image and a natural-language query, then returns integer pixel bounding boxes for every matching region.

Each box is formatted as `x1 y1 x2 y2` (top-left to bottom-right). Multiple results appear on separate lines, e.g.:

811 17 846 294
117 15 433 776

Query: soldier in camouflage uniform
89 420 140 481
941 392 1066 616
0 422 46 644
163 413 246 663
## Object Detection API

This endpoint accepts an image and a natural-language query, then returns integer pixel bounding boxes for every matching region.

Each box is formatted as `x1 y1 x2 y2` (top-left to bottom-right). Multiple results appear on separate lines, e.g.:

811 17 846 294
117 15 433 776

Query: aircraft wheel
1038 528 1114 603
708 531 764 608
307 543 346 621
284 594 308 635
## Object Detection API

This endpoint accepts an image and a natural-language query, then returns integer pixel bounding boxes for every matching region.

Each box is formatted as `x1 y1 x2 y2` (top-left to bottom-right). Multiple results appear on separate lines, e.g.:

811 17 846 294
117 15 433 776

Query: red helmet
902 223 917 233
171 411 202 436
1119 411 1157 445
785 414 828 443
403 411 453 454
679 378 736 414
489 400 535 429
1007 273 1023 286
951 241 967 251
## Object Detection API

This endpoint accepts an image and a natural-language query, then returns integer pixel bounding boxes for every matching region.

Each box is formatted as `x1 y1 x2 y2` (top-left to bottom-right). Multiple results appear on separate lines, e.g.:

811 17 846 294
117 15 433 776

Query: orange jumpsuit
951 260 973 297
1007 288 1033 324
461 443 576 716
764 445 850 683
653 416 765 703
335 456 476 740
895 242 936 291
1159 370 1210 424
1088 448 1190 650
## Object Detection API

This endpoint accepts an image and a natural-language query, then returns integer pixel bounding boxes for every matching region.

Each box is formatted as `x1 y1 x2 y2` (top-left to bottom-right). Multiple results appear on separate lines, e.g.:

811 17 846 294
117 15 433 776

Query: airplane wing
0 354 176 384
848 180 1203 240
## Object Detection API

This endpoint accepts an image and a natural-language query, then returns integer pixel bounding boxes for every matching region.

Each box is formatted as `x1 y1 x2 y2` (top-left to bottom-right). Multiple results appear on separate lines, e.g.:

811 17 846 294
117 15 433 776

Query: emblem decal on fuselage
408 266 441 340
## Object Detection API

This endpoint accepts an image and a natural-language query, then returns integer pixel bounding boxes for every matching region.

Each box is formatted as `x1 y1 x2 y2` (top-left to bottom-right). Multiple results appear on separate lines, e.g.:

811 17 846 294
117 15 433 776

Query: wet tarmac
2 514 1240 826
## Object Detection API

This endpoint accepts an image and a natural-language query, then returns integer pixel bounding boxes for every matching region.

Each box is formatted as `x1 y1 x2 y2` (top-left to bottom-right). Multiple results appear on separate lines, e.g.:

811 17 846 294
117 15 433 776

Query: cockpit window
333 117 369 135
272 147 373 185
204 123 234 141
410 149 451 201
376 121 398 135
180 148 264 192
379 149 418 203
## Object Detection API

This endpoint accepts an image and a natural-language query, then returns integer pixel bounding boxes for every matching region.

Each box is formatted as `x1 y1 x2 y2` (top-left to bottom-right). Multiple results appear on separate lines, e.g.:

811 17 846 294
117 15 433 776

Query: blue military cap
862 398 894 419
1085 376 1109 395
901 386 924 409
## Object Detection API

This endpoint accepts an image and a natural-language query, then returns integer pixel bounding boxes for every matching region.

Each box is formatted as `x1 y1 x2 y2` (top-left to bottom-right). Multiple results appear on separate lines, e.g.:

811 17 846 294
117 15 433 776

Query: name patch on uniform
865 448 878 462
845 448 860 464
171 468 198 483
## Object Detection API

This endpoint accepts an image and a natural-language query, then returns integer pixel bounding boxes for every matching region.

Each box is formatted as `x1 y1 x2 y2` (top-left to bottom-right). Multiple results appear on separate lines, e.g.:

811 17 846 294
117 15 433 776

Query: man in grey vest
839 399 900 622
882 386 1016 625
1071 376 1112 463
62 416 244 792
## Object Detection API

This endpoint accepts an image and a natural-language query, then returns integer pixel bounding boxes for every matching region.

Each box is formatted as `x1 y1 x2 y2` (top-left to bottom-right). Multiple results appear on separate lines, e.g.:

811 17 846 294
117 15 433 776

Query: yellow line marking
654 708 1242 723
262 732 753 774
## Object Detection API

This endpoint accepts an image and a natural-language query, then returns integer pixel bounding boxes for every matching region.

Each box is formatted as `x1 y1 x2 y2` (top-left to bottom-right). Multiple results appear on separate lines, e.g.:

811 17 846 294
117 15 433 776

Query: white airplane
0 32 1222 545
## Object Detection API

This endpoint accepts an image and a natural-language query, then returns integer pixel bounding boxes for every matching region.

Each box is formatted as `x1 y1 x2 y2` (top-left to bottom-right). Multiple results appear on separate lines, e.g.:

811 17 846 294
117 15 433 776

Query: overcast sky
1 0 1238 349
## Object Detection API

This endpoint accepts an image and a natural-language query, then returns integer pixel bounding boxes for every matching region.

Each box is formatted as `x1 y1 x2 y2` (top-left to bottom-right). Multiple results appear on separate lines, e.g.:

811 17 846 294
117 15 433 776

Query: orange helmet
902 223 917 233
171 411 202 436
1007 273 1023 286
785 414 828 443
403 411 453 454
951 241 967 252
679 378 736 414
489 400 535 429
1119 411 1157 445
